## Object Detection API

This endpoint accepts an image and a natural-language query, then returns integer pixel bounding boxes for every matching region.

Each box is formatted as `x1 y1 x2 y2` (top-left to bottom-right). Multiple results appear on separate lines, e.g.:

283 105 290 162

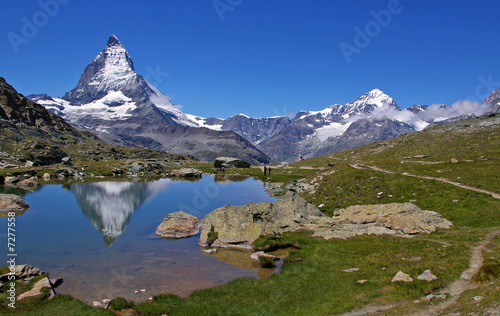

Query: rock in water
156 211 203 239
171 168 202 177
199 191 325 249
392 271 413 282
214 157 251 168
16 176 38 187
250 251 278 261
0 194 29 213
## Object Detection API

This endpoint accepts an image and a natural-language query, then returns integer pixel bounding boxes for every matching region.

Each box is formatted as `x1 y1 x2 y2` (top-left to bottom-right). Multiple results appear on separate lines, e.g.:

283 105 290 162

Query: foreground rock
0 194 29 213
214 157 251 168
199 192 453 249
392 271 413 282
156 211 203 239
171 168 202 177
417 269 438 281
199 191 325 249
310 203 453 239
17 277 56 300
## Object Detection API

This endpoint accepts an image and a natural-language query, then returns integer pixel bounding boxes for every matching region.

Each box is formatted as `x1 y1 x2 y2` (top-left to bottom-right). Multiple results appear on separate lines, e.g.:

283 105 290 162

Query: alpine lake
0 175 286 304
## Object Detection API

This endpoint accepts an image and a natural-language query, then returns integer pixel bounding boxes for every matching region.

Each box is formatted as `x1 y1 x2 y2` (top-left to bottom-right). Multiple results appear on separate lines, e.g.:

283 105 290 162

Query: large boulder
214 157 251 168
0 194 29 213
171 168 202 177
199 193 453 249
156 211 203 239
309 203 453 239
199 191 325 249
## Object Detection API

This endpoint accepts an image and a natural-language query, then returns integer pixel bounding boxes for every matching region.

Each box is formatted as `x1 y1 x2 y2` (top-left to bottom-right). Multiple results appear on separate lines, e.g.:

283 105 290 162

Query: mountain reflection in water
71 179 172 246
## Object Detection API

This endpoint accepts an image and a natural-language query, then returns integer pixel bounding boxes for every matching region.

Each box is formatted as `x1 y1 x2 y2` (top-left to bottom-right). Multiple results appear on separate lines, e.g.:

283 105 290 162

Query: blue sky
1 0 499 118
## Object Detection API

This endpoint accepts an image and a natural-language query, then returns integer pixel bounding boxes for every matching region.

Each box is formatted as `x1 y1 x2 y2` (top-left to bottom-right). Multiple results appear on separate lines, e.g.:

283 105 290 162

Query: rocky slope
32 35 270 165
484 88 500 112
0 76 197 169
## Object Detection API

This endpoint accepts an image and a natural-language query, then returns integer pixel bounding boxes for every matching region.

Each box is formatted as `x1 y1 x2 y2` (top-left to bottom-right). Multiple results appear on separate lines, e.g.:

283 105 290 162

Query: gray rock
5 176 20 184
17 277 55 300
425 293 446 301
156 211 203 239
202 248 217 254
313 203 453 239
171 168 202 177
199 191 325 249
0 194 29 213
61 156 72 164
342 267 360 273
49 277 64 287
250 251 278 261
391 271 413 282
214 157 251 168
417 270 438 281
16 176 38 187
199 195 452 249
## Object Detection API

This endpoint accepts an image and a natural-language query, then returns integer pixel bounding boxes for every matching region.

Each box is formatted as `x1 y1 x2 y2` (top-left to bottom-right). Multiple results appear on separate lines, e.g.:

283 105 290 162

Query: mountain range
29 35 500 163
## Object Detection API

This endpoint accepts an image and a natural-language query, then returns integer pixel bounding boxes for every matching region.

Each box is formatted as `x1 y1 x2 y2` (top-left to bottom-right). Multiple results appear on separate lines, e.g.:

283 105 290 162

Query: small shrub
206 226 218 246
109 297 135 310
474 262 500 283
258 256 276 268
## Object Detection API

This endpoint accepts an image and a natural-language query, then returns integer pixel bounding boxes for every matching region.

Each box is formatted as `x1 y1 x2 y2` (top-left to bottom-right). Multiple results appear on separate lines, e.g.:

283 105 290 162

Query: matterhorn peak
62 35 162 105
106 34 122 47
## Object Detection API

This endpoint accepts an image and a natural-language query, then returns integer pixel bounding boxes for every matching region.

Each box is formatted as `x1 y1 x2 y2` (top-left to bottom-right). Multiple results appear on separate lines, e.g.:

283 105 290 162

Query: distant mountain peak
368 88 384 95
62 35 159 105
351 88 398 111
106 34 122 47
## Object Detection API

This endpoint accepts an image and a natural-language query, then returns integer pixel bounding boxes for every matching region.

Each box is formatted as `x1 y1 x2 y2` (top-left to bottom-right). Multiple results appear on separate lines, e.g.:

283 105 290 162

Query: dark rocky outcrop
214 157 251 168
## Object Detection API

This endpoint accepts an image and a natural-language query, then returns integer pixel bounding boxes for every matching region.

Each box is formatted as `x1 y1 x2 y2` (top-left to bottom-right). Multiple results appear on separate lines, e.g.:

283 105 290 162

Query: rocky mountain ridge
29 35 499 163
31 35 270 165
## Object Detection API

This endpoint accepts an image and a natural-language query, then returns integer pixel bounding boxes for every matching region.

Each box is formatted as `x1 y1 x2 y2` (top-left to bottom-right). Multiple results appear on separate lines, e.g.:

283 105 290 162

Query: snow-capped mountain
31 35 270 164
29 35 497 164
192 88 496 162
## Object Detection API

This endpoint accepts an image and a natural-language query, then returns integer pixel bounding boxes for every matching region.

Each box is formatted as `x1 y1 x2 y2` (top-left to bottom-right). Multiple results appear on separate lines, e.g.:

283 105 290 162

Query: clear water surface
0 176 278 303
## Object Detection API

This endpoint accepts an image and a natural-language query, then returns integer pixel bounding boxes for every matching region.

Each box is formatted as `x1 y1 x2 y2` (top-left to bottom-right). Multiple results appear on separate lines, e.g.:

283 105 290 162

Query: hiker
264 165 267 176
268 167 272 176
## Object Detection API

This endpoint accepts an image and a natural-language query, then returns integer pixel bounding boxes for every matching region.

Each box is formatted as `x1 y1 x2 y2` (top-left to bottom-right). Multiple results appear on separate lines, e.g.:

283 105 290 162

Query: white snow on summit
39 91 137 124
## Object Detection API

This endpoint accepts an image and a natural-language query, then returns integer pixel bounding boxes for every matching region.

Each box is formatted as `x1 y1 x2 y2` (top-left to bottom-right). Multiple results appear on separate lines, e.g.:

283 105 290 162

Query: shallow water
1 176 278 303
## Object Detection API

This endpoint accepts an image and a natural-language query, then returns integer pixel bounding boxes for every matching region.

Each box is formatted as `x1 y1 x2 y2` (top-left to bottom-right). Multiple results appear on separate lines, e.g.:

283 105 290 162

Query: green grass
0 273 113 316
1 114 499 315
299 163 500 228
134 231 475 315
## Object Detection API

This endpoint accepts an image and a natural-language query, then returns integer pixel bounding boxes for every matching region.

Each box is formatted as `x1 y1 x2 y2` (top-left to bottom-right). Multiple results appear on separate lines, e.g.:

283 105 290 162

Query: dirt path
409 229 500 316
350 164 500 200
338 230 500 316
